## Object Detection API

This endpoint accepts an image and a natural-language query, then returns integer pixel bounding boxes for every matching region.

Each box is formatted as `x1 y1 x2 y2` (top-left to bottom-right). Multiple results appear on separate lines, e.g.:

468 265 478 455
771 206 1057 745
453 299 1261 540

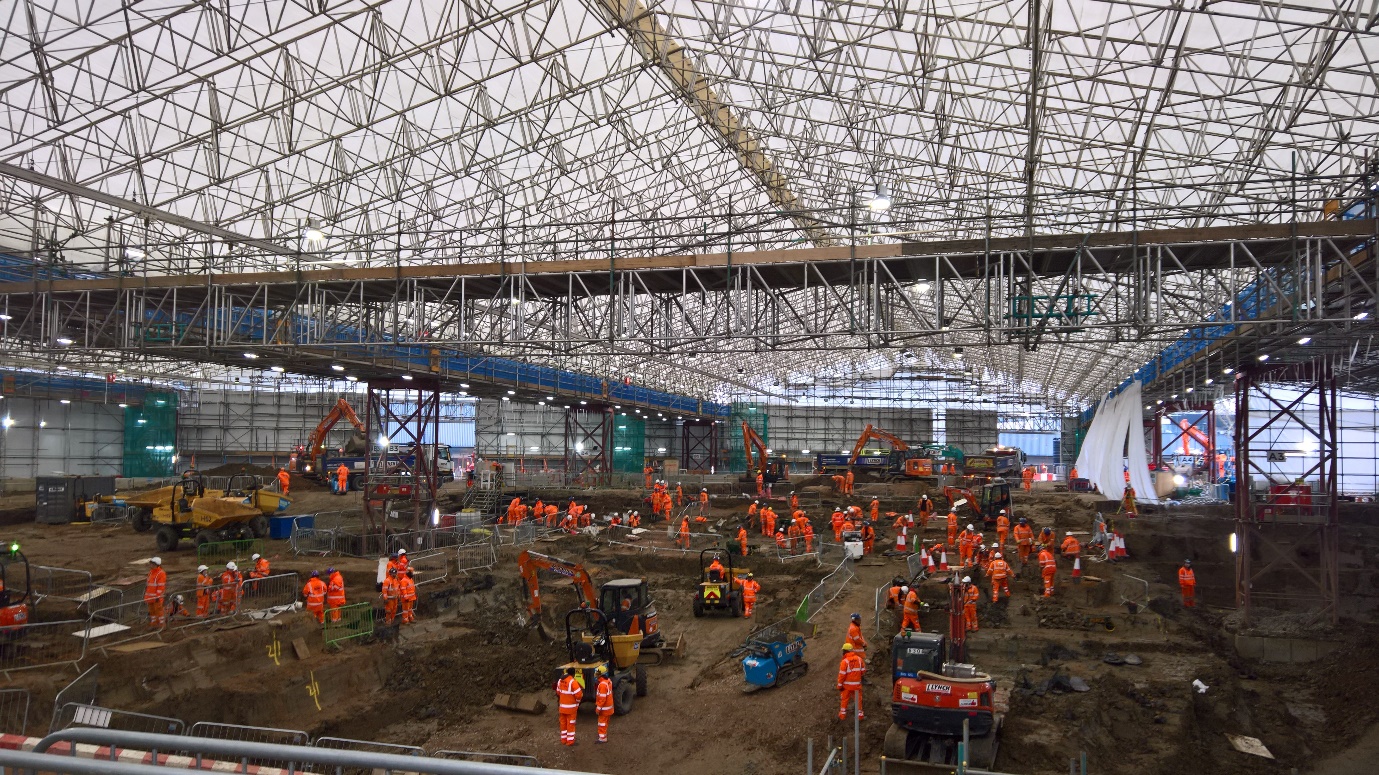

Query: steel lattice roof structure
0 0 1377 407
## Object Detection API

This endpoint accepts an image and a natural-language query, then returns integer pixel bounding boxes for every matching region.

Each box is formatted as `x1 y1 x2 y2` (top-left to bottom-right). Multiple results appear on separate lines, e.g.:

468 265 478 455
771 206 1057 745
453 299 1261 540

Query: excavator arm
742 422 768 476
517 550 598 619
304 398 366 467
1176 419 1212 455
848 424 910 464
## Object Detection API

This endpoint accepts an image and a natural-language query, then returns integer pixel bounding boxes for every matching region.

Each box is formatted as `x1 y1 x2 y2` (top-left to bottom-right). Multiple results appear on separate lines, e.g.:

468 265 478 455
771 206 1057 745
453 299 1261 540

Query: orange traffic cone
938 549 949 571
919 546 929 567
1071 557 1082 584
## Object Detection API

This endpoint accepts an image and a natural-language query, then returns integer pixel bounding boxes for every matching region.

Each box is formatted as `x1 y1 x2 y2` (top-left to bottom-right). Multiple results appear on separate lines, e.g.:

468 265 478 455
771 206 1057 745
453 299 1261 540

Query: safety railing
195 538 263 566
0 620 88 677
314 737 425 773
797 558 856 624
607 529 723 557
49 666 99 733
53 704 185 736
30 565 95 607
432 750 541 767
323 602 374 645
187 722 310 771
817 541 849 567
84 573 300 650
873 582 897 637
906 552 927 581
773 538 820 563
455 536 498 573
406 549 450 587
0 688 29 736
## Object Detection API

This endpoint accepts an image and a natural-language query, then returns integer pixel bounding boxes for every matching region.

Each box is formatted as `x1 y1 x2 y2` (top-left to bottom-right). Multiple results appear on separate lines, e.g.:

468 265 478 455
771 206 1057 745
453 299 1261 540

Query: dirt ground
4 480 1379 774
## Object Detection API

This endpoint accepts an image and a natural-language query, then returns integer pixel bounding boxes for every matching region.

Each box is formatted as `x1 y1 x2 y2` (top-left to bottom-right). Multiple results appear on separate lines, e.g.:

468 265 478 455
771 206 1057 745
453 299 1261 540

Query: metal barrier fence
0 619 88 677
873 582 895 637
30 565 94 607
85 572 300 649
433 750 541 768
49 666 99 733
406 549 449 587
606 529 724 556
774 539 820 563
906 552 927 582
797 558 856 624
817 542 848 567
54 704 184 736
196 539 263 566
0 688 29 736
187 722 310 771
323 602 374 645
314 736 425 773
454 538 497 574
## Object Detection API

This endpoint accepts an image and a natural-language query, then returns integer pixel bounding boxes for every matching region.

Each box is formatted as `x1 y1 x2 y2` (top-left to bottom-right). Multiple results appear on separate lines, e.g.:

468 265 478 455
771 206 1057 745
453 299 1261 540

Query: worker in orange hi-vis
302 570 327 624
900 587 922 632
802 520 815 553
893 512 913 552
831 507 845 542
846 612 867 652
144 557 167 628
957 523 978 565
1038 547 1057 597
961 576 980 632
218 561 241 614
1178 560 1196 608
1119 484 1138 515
675 483 684 507
861 521 875 555
869 498 880 522
380 567 400 625
1013 518 1035 565
594 665 615 743
844 469 855 496
837 643 866 720
946 509 959 548
995 509 1010 548
1022 466 1035 492
1069 466 1078 480
276 467 290 496
740 573 760 617
756 472 765 497
917 494 934 528
1060 532 1081 562
747 500 760 531
737 525 749 557
699 488 710 514
678 517 691 549
326 567 346 622
556 667 583 746
195 564 215 617
761 506 776 537
988 552 1012 602
399 569 418 624
644 465 654 488
786 520 801 554
335 463 350 495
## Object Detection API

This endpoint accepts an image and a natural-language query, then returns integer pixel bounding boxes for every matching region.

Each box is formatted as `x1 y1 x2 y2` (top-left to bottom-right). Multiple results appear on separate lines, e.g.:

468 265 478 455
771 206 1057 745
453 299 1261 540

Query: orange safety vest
838 652 865 688
327 572 346 606
144 567 166 602
1038 550 1056 571
594 676 614 714
989 560 1011 581
303 578 327 608
557 675 583 713
1179 567 1196 586
963 584 980 606
903 591 921 618
741 579 760 602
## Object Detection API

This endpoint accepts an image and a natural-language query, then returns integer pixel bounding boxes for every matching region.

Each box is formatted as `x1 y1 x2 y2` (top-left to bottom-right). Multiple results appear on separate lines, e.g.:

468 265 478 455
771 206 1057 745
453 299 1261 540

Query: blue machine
738 630 808 692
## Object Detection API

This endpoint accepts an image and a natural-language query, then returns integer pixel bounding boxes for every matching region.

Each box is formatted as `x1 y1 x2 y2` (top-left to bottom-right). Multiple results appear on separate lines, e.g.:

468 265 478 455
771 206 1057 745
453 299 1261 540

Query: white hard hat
901 586 909 593
197 564 208 572
994 552 1002 559
633 511 639 516
251 553 261 561
226 561 237 571
150 557 162 566
967 524 975 531
962 576 972 583
399 548 407 555
1000 508 1007 514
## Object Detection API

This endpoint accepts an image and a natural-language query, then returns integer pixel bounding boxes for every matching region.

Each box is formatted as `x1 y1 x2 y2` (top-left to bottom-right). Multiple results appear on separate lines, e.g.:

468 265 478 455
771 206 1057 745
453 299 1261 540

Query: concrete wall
0 395 124 477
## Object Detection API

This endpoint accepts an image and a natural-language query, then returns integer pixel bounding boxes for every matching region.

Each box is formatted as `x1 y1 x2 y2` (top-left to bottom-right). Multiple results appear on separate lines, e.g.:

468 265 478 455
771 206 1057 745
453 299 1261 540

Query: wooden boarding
493 693 547 714
108 641 170 653
292 638 311 660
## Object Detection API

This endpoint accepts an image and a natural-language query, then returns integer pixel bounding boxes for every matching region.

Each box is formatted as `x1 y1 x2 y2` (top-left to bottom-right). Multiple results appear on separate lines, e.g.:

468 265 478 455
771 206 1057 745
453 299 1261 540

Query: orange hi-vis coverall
741 578 760 617
1039 549 1057 597
901 589 923 632
678 518 691 549
144 565 167 627
302 576 327 623
218 569 240 614
557 674 583 745
195 571 215 617
326 570 346 622
831 510 845 542
399 574 417 623
1014 523 1035 563
1178 565 1196 607
988 558 1011 602
995 513 1010 548
837 650 866 720
595 675 614 742
962 582 980 632
381 575 400 625
946 511 959 547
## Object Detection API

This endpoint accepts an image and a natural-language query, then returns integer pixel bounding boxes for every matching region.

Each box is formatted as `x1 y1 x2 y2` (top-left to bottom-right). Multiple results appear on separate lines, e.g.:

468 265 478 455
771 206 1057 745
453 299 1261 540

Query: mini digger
552 607 647 715
139 475 268 552
693 548 747 617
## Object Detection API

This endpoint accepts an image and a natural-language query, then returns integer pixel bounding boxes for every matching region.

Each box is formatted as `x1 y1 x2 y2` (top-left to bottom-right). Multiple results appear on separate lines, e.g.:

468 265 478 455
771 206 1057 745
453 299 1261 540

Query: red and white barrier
0 734 292 775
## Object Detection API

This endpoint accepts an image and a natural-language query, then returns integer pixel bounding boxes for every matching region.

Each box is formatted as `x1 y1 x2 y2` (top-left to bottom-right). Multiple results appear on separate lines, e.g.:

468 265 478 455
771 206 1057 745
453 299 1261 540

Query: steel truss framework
364 378 442 535
0 220 1374 406
1233 361 1339 625
680 420 717 472
565 406 612 485
3 0 1379 404
1152 401 1217 483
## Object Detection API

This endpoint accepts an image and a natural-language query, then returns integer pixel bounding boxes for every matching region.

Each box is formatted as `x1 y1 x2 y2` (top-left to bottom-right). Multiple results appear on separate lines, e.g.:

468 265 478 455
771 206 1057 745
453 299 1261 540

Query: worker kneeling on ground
302 570 327 623
1060 532 1081 562
837 643 866 720
556 667 583 746
1178 559 1196 608
594 665 614 743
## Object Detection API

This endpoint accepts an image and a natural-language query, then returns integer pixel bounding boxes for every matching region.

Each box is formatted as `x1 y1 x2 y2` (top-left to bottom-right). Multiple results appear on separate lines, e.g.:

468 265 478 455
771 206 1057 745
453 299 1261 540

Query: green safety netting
724 402 768 473
611 415 646 473
123 391 178 477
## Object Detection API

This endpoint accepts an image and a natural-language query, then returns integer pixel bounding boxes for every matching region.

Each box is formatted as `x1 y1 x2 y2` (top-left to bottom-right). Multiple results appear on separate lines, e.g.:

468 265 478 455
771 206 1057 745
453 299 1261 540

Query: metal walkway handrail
30 730 595 775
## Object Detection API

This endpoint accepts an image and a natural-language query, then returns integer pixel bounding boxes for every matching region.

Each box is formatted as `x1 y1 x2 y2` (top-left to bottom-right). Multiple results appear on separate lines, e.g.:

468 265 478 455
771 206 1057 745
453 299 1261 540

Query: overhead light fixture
243 352 258 359
271 365 285 373
401 374 413 381
1355 311 1370 320
124 246 146 260
1297 336 1311 345
545 396 554 401
1171 394 1178 399
1204 378 1214 385
379 434 391 448
867 182 891 212
56 337 73 345
1155 400 1163 405
117 403 128 408
0 314 11 321
38 421 46 428
1257 354 1270 361
303 218 326 243
1223 367 1234 374
1 417 11 429
580 400 587 405
506 390 516 395
506 432 515 437
59 399 71 405
331 364 345 372
501 396 510 402
345 375 358 382
538 401 545 406
460 383 470 389
916 282 931 293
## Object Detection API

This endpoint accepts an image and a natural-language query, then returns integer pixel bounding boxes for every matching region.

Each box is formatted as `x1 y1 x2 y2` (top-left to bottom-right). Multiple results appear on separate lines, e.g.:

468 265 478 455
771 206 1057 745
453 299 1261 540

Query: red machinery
0 544 32 629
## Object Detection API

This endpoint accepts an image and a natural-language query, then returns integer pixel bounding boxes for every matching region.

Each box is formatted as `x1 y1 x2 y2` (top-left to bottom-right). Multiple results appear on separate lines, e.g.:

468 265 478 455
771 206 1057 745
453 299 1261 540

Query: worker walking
1014 518 1034 566
277 467 290 496
741 573 760 618
381 567 400 625
699 488 710 514
961 576 979 632
918 494 934 528
995 509 1010 549
1038 547 1057 597
1178 560 1196 608
846 612 867 652
195 564 214 617
144 557 167 628
326 567 346 622
335 463 350 495
844 469 854 496
901 586 922 632
678 517 691 550
737 525 749 557
594 665 614 743
989 553 1011 602
400 569 418 624
557 667 583 745
302 570 327 623
837 643 866 720
946 509 958 548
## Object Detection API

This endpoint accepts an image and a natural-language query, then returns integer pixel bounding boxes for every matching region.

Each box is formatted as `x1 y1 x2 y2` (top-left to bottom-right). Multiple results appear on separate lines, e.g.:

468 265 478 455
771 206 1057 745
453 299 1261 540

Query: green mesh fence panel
724 403 768 474
123 392 178 477
612 415 646 473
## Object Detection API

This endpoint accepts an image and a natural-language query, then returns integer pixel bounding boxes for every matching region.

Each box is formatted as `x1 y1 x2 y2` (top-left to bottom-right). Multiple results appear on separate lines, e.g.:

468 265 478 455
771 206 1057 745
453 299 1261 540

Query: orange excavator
295 398 367 476
516 550 683 662
849 424 909 463
1176 419 1212 455
741 422 788 485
